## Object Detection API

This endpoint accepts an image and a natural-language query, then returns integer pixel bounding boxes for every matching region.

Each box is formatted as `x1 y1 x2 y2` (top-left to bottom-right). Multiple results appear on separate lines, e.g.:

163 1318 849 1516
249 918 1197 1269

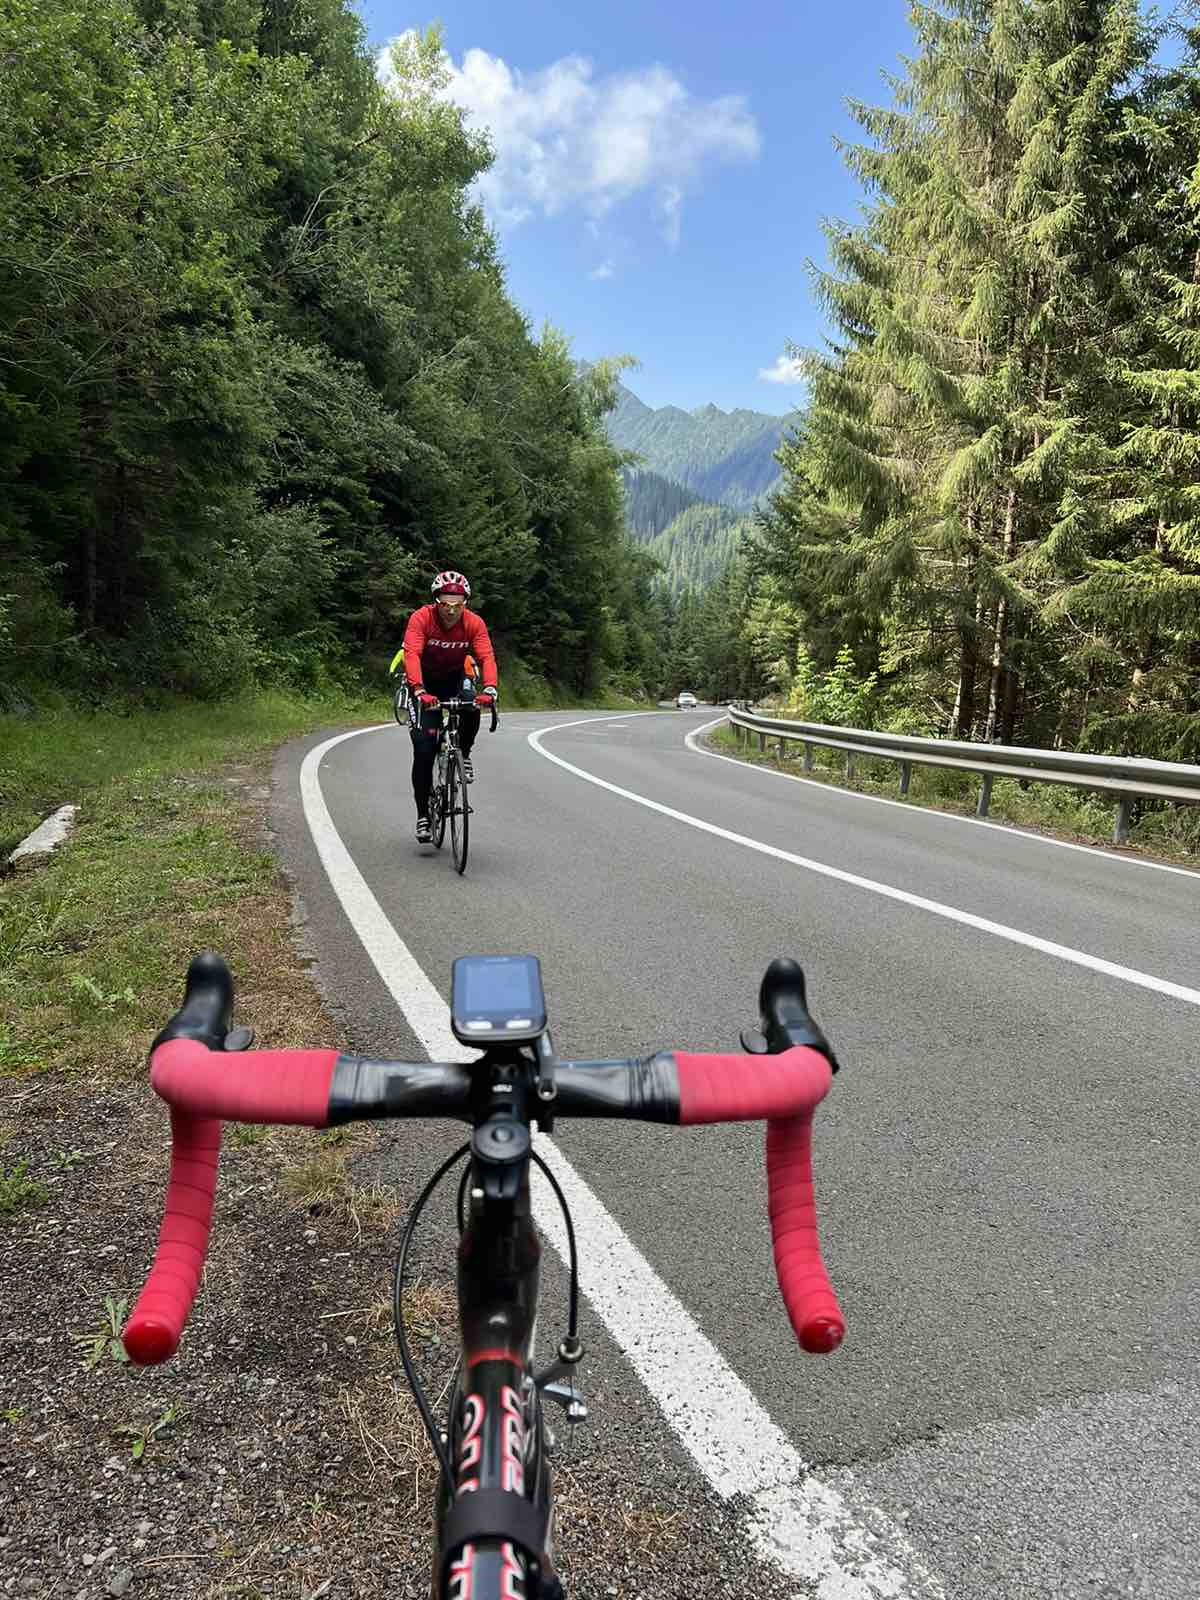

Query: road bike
426 697 485 875
122 951 845 1600
392 678 498 875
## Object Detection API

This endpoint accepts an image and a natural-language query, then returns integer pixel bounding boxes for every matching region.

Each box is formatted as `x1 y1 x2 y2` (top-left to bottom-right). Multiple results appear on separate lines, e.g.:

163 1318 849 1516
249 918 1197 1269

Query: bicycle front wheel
449 749 469 874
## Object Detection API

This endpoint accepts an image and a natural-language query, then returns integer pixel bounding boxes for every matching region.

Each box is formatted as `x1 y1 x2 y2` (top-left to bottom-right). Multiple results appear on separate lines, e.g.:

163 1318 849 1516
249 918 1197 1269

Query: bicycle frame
438 1153 555 1600
433 706 467 793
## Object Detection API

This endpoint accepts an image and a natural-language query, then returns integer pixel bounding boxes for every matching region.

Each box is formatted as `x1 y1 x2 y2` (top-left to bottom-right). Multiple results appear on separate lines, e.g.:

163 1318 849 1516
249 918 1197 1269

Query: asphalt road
271 706 1200 1600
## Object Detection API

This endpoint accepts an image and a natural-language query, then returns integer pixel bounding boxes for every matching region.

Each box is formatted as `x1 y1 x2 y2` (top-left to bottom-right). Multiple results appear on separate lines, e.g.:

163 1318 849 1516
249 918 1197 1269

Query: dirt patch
0 1070 449 1600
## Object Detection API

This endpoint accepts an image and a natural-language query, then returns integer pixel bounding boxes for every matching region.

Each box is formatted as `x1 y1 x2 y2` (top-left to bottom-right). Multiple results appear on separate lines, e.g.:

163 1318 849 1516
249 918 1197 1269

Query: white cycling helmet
431 570 471 598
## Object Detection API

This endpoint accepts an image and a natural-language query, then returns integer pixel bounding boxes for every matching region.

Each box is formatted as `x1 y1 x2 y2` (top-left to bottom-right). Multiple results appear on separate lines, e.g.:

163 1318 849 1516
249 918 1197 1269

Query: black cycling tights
410 700 480 815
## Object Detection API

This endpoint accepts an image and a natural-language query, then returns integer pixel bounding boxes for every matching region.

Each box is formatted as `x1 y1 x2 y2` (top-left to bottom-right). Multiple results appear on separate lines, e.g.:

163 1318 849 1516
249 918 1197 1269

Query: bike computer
451 955 547 1045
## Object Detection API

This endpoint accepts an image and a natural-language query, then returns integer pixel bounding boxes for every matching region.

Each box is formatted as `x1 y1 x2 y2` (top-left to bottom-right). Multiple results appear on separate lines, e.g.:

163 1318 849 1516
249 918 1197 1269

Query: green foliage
68 975 137 1013
115 1403 177 1460
72 1297 130 1368
0 1159 49 1217
788 645 880 727
0 2 653 706
620 468 706 539
753 0 1200 760
645 503 752 593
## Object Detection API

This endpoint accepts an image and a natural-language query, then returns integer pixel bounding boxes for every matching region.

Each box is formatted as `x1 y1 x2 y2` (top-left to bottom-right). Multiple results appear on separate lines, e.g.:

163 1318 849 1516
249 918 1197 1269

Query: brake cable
394 1136 584 1475
529 1148 580 1344
393 1142 468 1481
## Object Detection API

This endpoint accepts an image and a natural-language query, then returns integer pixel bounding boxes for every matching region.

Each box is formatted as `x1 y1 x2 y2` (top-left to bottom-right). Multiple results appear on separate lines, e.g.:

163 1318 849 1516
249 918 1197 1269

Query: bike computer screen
451 955 547 1045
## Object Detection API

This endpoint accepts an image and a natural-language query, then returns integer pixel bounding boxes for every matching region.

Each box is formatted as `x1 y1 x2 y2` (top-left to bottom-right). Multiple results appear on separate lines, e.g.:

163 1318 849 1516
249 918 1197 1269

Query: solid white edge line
684 717 1200 881
528 718 1200 1010
298 724 939 1600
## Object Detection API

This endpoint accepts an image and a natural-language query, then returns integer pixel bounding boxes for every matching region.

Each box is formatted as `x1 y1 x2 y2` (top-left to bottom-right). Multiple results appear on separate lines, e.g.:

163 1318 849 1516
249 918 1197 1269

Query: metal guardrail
725 707 1200 844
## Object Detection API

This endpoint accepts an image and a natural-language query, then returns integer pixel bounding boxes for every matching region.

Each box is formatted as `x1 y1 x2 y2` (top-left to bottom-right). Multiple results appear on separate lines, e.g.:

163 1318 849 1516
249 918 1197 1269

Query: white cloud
656 185 683 248
378 38 759 244
589 261 615 280
759 353 806 385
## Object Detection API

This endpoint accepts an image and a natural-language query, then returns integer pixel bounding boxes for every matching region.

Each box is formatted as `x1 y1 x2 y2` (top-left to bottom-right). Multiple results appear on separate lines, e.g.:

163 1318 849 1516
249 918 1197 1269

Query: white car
675 692 698 709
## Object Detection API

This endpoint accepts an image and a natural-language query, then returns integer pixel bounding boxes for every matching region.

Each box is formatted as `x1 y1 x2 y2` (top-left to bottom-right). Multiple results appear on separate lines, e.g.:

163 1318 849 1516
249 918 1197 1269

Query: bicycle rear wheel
449 749 469 874
392 686 409 726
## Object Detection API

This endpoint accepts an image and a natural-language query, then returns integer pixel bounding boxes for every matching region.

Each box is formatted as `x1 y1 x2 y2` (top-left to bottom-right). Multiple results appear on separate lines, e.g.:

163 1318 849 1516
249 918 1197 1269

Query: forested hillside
606 383 798 509
0 1 665 706
619 469 707 539
706 0 1200 764
618 468 753 592
645 504 754 592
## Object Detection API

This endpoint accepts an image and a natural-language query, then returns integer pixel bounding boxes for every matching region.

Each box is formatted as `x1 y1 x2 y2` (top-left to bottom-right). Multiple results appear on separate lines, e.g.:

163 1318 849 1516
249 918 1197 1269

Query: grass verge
709 725 1200 866
0 694 375 1081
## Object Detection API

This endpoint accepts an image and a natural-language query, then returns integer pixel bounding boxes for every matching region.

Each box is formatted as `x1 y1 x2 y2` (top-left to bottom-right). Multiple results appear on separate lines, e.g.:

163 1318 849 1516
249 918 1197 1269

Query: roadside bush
787 645 879 728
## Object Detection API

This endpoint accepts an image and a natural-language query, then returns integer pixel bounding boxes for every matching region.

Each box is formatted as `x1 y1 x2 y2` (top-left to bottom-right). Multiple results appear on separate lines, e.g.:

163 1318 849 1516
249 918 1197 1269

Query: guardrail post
758 731 767 753
899 760 912 796
976 773 993 817
803 743 813 771
777 739 787 762
845 752 856 781
1114 795 1133 845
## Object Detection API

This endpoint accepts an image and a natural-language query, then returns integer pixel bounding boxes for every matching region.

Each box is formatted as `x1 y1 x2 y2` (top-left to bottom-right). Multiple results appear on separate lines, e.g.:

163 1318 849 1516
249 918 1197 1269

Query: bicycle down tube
122 953 844 1600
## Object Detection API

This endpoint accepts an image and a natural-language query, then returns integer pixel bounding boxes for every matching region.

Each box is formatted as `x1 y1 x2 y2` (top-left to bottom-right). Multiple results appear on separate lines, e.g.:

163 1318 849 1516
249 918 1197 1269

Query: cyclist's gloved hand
417 690 440 709
477 687 497 707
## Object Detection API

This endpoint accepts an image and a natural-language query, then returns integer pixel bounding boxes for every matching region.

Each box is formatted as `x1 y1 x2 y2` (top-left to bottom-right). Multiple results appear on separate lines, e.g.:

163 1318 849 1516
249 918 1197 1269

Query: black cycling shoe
415 815 432 844
461 756 474 784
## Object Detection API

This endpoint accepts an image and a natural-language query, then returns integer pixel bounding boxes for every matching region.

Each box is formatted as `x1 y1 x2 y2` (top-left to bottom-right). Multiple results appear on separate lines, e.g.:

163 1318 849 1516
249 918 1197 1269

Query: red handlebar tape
122 1041 337 1365
125 1041 842 1364
149 1039 338 1125
674 1046 844 1354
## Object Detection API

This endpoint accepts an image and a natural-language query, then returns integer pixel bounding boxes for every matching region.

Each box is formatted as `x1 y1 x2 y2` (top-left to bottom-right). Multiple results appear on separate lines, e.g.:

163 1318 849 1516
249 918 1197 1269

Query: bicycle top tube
122 953 844 1367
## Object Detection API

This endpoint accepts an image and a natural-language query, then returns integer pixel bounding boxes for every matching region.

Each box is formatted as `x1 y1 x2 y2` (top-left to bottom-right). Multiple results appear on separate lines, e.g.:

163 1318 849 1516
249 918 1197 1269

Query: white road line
528 717 1200 1010
299 727 941 1600
685 717 1200 881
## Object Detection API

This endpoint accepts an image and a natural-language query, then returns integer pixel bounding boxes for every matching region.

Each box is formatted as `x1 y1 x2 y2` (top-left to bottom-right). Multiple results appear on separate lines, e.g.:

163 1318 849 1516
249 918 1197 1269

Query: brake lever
758 958 841 1071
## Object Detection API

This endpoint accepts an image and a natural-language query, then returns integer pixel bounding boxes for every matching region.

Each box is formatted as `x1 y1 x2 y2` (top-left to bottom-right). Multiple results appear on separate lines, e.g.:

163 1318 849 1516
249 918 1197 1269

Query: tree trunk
1000 619 1022 744
984 486 1017 740
81 524 98 630
984 599 1007 740
952 526 980 738
953 614 978 738
1126 661 1146 713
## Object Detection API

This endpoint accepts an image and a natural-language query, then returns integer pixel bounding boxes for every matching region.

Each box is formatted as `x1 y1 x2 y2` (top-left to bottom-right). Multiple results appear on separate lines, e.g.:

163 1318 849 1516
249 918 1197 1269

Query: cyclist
400 570 498 843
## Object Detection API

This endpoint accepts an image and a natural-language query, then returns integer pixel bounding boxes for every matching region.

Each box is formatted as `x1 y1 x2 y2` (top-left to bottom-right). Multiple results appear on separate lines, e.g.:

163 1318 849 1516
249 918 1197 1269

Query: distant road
272 707 1200 1600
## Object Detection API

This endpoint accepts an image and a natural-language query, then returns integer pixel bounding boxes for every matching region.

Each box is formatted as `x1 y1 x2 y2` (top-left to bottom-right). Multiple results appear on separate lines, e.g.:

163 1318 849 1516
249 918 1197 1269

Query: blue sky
359 0 918 413
361 1 1170 415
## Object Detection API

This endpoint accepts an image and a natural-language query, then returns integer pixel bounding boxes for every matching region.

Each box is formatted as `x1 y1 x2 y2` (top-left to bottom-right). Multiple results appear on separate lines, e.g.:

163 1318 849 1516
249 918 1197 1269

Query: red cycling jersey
402 604 498 692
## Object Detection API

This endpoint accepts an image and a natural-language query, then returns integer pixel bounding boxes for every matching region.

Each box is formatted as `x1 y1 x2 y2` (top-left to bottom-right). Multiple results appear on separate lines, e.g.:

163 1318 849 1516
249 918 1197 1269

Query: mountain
619 466 751 591
645 501 754 592
619 468 707 540
605 382 800 510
